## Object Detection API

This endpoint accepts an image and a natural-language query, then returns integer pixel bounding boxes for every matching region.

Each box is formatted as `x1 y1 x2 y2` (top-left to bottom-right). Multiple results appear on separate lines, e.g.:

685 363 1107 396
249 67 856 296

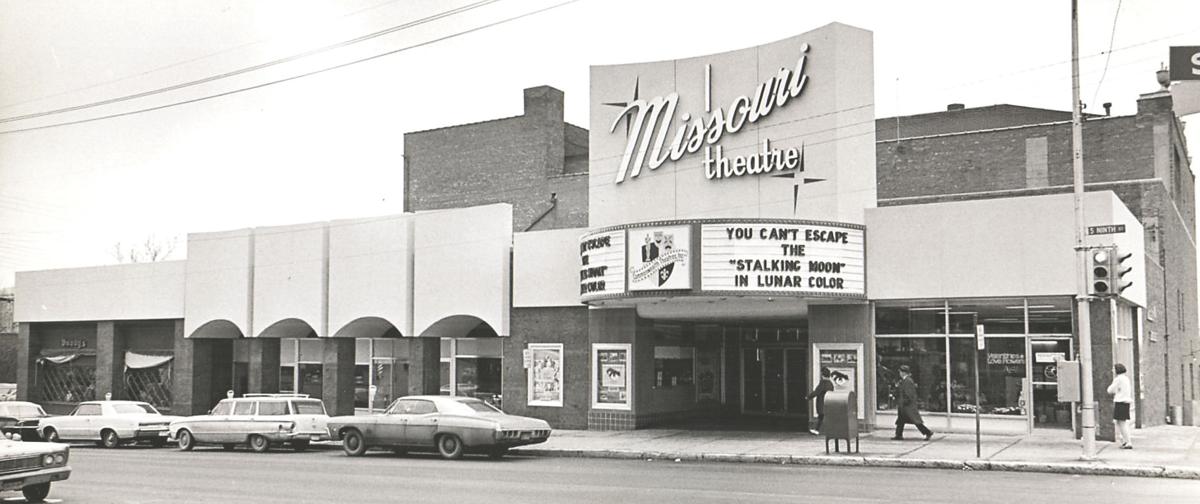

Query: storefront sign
60 338 88 349
592 344 632 410
580 230 626 299
700 223 864 295
1169 46 1200 80
527 344 563 407
986 352 1025 365
609 46 810 184
1034 352 1066 364
627 226 690 291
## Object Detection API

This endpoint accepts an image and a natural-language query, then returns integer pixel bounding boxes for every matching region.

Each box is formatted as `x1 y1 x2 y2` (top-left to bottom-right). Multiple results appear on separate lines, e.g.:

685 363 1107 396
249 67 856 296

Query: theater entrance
741 346 808 416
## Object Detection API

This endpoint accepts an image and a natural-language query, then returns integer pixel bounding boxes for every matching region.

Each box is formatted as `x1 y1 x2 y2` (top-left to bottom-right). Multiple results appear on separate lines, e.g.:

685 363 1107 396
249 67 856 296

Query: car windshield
441 399 501 415
111 403 158 415
0 404 46 417
292 401 326 415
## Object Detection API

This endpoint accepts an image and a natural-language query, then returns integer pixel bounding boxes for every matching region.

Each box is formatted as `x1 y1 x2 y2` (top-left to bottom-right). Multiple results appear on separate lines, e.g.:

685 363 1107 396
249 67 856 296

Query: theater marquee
578 219 865 303
700 222 864 295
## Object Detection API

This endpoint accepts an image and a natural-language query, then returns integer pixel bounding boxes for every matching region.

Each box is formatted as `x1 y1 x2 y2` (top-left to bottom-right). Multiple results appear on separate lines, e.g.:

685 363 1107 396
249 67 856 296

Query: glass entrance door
741 347 805 416
1031 338 1073 429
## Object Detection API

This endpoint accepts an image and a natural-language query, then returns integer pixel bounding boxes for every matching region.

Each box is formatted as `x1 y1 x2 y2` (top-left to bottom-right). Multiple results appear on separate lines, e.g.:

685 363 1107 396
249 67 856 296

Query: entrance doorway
1031 337 1073 429
741 347 807 416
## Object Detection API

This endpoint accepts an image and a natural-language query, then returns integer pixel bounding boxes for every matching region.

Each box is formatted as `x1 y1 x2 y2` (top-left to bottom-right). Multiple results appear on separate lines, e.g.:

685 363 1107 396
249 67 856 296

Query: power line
1091 0 1123 108
0 0 410 112
0 0 582 136
0 0 501 125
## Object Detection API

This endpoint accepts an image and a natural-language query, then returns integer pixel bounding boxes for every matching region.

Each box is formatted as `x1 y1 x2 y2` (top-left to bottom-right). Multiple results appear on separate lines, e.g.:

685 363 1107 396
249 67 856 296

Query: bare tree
111 234 178 263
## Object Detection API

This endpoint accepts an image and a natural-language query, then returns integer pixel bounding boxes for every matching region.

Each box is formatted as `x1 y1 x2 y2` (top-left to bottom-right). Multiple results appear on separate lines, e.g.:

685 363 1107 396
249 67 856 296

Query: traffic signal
1089 247 1114 296
1089 246 1133 297
1113 247 1133 295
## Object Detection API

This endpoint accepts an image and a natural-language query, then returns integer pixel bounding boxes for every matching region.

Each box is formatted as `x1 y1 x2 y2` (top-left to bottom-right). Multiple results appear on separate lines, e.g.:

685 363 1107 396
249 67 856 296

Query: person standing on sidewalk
893 365 934 441
1106 363 1133 449
806 367 834 435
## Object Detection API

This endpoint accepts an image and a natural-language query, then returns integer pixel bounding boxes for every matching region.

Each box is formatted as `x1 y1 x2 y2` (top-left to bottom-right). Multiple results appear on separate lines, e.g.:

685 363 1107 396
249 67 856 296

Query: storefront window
948 299 1025 334
654 346 695 388
875 338 947 413
1027 297 1073 334
949 337 1026 415
875 301 946 335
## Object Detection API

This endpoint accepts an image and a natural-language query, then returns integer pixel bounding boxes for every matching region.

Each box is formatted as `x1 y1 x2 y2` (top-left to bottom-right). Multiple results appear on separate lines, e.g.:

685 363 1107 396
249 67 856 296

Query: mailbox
823 390 858 453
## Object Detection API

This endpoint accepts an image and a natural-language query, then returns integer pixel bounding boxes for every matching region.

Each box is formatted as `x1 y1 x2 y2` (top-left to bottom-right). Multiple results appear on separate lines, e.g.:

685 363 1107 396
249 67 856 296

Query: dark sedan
0 402 49 441
327 395 551 459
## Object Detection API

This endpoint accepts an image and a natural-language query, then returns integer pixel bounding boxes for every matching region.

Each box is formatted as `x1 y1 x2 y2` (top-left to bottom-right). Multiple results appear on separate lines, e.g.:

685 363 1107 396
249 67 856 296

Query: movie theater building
14 23 1196 437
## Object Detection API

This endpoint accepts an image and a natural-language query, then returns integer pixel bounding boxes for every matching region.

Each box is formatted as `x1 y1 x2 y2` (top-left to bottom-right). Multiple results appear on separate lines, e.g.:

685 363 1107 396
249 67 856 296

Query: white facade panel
328 214 413 336
185 229 254 338
252 222 328 337
16 261 185 323
515 228 586 308
414 204 512 337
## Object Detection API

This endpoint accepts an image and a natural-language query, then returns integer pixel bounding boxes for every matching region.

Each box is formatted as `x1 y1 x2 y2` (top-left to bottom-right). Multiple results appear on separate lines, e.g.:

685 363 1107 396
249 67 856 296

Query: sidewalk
509 425 1200 480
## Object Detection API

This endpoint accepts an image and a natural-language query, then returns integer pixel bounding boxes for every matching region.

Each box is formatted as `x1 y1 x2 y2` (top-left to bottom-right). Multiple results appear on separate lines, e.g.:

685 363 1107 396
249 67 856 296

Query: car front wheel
101 429 121 449
436 434 464 460
42 428 60 443
22 482 51 503
177 430 196 451
248 434 270 453
342 429 367 457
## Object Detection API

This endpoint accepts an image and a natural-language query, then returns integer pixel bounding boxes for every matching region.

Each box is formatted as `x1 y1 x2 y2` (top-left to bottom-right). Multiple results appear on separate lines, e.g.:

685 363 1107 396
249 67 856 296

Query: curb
509 448 1200 480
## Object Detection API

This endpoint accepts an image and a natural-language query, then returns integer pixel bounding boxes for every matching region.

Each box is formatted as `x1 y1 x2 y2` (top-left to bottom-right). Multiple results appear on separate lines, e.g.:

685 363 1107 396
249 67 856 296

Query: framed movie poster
627 225 691 291
592 343 632 410
527 343 563 407
813 343 864 420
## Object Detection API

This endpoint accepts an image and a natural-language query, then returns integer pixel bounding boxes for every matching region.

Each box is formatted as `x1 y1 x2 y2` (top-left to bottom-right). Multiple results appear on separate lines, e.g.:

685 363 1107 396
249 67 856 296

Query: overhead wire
0 0 411 112
1091 0 1123 109
0 0 503 125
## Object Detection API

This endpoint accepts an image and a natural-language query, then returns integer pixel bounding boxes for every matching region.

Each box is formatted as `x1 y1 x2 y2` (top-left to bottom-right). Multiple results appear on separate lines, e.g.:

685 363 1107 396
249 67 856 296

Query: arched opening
333 317 406 411
424 315 502 407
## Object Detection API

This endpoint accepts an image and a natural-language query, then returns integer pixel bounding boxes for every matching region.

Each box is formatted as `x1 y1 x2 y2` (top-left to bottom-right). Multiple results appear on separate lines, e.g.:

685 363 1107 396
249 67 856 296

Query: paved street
16 444 1200 504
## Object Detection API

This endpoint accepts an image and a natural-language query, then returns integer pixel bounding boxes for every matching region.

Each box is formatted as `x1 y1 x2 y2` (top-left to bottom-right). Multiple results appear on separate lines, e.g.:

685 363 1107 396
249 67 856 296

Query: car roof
397 395 482 403
225 396 320 402
0 401 42 407
78 400 150 405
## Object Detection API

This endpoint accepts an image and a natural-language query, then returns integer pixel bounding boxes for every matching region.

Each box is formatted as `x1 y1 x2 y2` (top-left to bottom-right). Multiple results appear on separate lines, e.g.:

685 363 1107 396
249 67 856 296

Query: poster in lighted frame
527 343 564 407
591 343 633 410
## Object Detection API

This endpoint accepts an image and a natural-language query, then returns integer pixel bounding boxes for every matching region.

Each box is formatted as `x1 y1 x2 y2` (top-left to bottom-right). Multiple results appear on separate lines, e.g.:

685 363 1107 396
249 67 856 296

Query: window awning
37 354 79 365
125 351 174 370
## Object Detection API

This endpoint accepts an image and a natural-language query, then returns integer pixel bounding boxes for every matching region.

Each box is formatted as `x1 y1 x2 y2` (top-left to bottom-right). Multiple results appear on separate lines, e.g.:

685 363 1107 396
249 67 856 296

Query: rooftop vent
947 103 965 111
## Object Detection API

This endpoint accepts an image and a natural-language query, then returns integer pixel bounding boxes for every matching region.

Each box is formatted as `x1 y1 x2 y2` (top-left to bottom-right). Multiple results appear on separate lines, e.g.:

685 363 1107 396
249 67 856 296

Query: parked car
168 394 330 453
0 432 71 503
38 400 180 448
326 395 551 459
0 401 50 441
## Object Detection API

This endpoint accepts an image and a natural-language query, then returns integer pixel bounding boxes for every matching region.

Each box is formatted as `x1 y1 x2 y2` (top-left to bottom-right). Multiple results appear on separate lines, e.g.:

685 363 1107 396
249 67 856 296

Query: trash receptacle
823 390 858 453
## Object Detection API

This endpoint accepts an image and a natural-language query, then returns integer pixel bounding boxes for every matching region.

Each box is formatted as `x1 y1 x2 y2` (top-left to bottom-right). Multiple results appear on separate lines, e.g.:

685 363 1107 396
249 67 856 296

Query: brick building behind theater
875 89 1198 428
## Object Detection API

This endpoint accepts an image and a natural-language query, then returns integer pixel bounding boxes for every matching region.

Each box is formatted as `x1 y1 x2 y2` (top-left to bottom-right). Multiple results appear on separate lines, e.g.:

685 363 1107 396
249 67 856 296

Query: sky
1 0 1199 289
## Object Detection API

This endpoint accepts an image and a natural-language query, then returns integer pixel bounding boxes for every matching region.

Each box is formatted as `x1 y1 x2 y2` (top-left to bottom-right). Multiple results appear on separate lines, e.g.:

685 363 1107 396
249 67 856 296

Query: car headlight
53 453 65 464
42 454 54 466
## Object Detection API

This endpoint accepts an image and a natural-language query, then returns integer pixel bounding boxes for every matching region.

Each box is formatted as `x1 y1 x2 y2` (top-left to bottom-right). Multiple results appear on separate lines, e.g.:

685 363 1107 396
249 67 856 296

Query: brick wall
503 306 590 429
403 86 588 232
0 296 14 333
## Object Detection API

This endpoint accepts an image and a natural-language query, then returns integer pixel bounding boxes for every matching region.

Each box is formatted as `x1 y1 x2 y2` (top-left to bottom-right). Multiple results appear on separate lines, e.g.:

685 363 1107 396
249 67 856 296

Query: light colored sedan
169 394 330 453
38 401 179 448
327 395 551 459
0 434 71 503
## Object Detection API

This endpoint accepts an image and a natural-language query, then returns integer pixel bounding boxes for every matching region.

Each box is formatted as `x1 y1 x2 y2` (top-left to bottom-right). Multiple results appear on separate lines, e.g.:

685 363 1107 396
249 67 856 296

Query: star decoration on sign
770 143 825 214
602 77 640 137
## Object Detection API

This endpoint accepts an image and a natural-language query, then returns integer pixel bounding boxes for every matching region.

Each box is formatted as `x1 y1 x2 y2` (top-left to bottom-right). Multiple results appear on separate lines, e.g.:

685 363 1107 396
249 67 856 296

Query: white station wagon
169 394 330 452
38 400 179 448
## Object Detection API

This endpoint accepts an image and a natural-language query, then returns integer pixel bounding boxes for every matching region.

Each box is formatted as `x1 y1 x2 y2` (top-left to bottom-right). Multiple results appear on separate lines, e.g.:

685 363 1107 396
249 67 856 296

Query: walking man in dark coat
893 364 934 440
806 367 835 435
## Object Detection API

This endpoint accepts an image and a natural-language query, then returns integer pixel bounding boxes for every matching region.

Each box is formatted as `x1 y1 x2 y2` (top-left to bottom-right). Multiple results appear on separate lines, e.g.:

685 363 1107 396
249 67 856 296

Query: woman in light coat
1106 363 1133 449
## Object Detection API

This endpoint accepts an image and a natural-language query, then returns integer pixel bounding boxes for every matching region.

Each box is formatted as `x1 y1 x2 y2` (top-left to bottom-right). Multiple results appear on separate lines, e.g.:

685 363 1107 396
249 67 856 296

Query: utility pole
1071 0 1097 460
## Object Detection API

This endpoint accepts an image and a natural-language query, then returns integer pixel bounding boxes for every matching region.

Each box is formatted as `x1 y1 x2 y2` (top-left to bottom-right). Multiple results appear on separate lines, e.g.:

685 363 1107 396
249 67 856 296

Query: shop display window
949 337 1026 415
875 302 946 335
947 299 1026 334
653 346 695 388
1027 298 1073 334
875 337 947 413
